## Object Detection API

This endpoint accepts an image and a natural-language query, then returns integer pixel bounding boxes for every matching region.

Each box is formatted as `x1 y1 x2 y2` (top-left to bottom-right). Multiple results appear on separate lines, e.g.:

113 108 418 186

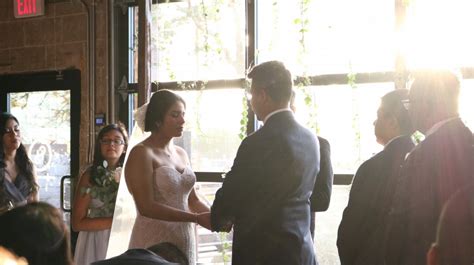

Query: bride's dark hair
144 90 186 132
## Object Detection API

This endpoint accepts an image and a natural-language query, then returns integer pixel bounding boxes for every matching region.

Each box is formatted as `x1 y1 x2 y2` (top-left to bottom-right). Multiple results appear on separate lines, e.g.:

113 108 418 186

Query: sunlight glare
402 0 474 69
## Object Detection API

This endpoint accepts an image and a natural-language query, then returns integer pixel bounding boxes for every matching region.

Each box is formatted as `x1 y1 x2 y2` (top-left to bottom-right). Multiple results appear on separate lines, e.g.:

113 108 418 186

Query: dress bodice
129 165 197 265
11 173 31 198
152 166 196 211
1 172 30 210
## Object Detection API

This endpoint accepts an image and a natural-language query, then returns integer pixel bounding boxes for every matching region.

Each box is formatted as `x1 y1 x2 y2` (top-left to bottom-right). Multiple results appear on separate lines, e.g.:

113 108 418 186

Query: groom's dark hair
247 60 293 104
145 89 186 132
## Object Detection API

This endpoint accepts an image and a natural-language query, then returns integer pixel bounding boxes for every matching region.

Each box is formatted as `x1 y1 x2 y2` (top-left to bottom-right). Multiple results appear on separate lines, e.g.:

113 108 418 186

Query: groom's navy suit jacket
211 110 319 265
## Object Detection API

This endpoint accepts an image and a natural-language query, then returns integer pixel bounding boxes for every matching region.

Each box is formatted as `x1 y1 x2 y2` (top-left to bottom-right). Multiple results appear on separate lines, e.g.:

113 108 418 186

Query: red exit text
14 0 44 18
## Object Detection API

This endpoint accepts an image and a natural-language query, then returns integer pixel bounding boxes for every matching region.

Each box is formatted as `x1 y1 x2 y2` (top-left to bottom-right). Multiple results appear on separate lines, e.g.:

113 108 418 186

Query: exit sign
14 0 44 18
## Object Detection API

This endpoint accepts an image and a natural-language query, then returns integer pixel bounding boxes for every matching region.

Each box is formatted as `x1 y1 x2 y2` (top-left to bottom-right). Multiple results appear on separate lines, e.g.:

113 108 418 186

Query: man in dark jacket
338 89 414 265
289 90 334 240
385 70 474 265
309 136 333 240
209 61 319 265
426 184 474 265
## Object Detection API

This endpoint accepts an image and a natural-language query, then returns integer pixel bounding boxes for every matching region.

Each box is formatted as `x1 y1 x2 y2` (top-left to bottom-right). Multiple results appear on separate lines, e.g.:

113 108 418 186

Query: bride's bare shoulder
129 143 154 158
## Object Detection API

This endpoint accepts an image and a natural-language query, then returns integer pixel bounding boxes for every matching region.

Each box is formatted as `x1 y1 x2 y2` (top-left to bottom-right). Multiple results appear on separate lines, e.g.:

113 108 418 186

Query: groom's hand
197 212 212 230
222 221 233 233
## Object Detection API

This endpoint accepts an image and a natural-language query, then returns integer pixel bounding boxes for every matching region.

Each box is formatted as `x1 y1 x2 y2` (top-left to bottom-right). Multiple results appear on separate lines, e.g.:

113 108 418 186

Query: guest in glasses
72 123 129 265
385 70 474 265
0 112 38 214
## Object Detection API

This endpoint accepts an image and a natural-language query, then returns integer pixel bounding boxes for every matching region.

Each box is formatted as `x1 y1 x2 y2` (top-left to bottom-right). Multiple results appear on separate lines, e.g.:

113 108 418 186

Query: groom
209 61 319 265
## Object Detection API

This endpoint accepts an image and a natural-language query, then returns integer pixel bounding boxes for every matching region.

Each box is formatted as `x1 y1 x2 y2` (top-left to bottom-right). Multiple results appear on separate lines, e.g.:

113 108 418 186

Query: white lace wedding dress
128 165 197 265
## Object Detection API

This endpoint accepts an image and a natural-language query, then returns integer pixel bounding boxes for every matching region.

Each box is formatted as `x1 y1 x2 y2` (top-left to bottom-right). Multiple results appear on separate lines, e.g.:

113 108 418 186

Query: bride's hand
196 212 212 231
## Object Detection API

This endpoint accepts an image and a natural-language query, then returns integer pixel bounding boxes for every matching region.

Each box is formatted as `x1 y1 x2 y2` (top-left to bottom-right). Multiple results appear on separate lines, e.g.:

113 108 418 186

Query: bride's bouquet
81 160 121 218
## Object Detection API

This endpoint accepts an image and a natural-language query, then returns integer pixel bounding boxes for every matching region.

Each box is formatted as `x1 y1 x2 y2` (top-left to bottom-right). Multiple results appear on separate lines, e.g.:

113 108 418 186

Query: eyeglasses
3 127 20 134
100 139 125 145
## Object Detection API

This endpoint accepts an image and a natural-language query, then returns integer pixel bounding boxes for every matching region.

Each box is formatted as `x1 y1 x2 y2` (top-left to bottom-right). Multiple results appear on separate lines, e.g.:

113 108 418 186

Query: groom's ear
258 87 271 106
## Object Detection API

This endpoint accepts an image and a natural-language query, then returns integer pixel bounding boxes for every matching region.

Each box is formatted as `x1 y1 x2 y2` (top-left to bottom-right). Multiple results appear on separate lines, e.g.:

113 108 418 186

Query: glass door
9 91 71 209
0 70 80 225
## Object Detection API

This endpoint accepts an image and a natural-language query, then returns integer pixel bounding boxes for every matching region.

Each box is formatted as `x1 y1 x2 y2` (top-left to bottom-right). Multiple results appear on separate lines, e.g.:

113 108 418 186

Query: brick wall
0 0 110 173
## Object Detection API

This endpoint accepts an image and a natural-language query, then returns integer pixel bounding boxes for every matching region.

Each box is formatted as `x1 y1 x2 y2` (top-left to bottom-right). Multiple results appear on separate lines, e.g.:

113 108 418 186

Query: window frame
114 0 474 184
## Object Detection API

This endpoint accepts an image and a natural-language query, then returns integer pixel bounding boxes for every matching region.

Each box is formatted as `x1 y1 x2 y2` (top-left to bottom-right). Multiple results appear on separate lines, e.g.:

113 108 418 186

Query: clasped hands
196 212 233 232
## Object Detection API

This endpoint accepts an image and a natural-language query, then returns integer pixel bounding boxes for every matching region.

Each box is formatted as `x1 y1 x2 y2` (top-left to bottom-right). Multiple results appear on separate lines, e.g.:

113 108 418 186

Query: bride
124 89 210 264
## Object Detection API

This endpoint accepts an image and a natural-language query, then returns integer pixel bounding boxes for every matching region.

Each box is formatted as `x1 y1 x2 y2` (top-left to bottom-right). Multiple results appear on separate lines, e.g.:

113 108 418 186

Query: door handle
60 175 72 213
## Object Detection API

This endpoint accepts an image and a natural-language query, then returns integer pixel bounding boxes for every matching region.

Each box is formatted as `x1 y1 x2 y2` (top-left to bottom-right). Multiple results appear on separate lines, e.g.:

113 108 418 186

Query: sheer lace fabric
128 166 197 265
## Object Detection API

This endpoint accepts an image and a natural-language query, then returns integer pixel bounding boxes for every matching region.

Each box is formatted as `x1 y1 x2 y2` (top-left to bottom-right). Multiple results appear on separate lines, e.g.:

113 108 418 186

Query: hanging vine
239 79 250 140
294 0 319 133
348 63 361 163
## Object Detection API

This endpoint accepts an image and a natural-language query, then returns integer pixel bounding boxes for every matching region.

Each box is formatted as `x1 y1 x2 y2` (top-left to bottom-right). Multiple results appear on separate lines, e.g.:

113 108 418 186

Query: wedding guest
337 89 414 265
427 184 474 265
0 246 28 265
290 90 333 239
0 112 38 214
72 123 129 265
385 70 474 265
0 202 74 265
